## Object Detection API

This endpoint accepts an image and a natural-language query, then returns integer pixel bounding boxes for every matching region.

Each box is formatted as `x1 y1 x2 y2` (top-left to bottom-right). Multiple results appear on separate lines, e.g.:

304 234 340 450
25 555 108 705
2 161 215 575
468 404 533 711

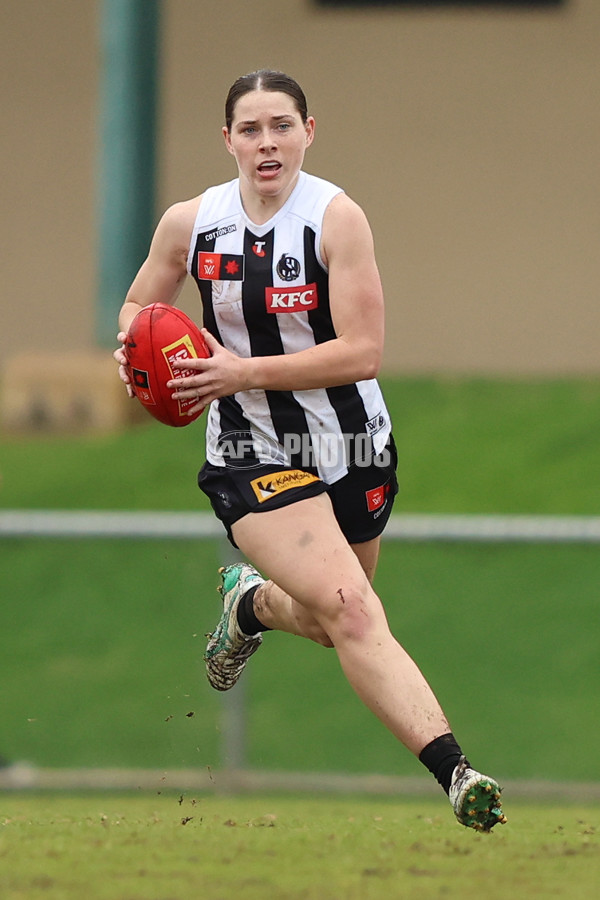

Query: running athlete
114 70 506 831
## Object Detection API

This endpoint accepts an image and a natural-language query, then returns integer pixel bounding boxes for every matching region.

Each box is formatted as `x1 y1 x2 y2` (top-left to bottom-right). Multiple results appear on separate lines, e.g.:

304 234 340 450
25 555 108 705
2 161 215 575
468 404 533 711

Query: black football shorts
198 435 398 547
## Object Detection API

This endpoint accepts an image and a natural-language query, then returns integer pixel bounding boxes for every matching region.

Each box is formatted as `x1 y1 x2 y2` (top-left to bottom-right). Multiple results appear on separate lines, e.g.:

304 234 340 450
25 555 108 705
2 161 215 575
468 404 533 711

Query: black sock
419 733 467 796
236 585 272 635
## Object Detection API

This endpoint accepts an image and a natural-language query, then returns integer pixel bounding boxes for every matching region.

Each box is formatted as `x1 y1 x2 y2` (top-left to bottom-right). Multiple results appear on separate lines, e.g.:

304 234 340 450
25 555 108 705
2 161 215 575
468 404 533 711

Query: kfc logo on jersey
198 252 245 280
265 283 318 313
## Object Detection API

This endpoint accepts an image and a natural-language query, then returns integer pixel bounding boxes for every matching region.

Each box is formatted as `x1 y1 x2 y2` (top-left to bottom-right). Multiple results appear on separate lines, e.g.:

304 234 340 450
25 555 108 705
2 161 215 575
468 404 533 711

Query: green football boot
204 563 265 691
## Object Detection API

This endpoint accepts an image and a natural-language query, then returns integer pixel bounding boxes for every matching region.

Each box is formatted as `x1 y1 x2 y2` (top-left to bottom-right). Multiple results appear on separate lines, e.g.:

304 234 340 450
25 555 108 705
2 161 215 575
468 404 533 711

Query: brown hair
225 70 308 132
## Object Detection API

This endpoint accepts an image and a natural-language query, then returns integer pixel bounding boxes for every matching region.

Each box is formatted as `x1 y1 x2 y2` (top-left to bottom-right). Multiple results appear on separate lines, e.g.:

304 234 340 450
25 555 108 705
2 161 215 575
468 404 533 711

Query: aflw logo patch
198 252 245 281
250 469 320 503
265 283 318 313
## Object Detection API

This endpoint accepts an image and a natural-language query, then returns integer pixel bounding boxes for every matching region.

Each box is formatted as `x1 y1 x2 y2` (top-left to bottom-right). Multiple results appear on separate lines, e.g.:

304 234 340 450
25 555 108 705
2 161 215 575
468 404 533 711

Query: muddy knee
255 581 333 648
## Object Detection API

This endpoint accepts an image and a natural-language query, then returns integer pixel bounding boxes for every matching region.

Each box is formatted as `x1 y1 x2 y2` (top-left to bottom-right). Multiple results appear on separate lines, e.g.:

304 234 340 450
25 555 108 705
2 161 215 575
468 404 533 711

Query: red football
125 303 210 427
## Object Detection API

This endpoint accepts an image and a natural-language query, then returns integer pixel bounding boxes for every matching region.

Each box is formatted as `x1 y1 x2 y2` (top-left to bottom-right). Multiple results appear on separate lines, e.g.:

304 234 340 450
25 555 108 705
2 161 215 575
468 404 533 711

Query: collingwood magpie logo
276 253 301 282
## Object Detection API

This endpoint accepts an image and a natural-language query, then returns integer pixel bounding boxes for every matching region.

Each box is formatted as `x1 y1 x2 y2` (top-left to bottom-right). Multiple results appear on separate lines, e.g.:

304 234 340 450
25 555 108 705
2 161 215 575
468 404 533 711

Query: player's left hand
168 329 250 413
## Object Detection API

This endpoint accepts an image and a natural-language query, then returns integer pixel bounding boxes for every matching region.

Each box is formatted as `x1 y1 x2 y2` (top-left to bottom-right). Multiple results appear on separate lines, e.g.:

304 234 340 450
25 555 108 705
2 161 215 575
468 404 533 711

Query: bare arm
118 198 198 332
113 198 199 390
248 193 384 388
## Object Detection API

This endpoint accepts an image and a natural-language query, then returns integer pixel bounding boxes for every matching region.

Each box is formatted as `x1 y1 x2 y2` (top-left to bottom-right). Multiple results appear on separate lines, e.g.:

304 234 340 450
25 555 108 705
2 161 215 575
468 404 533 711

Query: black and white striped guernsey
186 171 391 484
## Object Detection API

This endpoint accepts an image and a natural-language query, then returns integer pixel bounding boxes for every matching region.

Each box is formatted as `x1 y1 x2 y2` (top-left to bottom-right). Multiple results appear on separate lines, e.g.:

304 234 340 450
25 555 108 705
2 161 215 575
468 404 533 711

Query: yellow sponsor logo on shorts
250 469 320 503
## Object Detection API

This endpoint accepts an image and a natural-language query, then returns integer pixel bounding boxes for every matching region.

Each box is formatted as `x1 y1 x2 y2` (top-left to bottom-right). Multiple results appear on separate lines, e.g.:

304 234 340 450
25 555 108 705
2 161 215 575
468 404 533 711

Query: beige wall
1 1 98 366
2 0 599 376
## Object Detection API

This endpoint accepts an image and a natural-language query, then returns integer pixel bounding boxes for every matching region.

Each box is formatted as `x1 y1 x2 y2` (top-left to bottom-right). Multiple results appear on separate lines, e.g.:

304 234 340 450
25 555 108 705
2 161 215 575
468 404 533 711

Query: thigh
231 493 375 616
198 459 327 546
350 536 381 584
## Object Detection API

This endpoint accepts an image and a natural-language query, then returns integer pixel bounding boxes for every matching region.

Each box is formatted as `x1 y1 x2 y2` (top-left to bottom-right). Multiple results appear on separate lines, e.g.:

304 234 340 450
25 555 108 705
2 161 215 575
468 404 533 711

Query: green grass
0 538 597 780
1 794 598 900
389 377 600 514
0 539 222 769
1 378 599 779
3 376 600 512
250 541 599 782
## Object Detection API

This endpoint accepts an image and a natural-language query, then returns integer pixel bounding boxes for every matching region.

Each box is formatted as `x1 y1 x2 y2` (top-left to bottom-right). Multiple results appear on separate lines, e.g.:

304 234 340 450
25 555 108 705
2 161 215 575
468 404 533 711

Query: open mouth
257 161 282 176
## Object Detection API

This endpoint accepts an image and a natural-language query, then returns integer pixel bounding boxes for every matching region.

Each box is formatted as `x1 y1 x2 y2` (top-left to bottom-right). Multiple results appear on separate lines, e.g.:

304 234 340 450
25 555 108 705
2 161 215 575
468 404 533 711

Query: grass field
1 793 598 899
0 535 597 780
3 376 600 514
0 378 599 780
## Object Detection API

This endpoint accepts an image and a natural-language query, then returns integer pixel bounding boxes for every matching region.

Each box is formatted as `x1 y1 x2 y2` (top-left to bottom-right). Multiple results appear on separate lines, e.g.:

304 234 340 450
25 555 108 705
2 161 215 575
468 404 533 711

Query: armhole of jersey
186 194 208 275
315 187 344 272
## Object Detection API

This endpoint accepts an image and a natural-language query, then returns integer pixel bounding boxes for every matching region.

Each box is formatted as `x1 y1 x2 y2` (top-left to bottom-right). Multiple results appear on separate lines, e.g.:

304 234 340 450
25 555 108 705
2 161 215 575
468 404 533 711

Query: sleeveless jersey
186 171 391 484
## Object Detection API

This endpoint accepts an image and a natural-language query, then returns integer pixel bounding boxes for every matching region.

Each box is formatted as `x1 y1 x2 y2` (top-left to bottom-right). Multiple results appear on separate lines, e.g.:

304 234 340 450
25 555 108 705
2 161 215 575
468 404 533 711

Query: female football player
114 70 505 831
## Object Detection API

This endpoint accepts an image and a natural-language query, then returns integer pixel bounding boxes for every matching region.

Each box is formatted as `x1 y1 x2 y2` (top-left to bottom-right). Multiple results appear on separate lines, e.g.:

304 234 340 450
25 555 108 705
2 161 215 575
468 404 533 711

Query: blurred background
0 0 598 790
2 0 599 376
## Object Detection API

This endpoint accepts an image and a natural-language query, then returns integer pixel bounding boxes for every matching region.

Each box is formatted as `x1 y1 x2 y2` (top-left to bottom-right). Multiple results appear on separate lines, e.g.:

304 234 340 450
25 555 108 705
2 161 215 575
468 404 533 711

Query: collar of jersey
237 170 307 236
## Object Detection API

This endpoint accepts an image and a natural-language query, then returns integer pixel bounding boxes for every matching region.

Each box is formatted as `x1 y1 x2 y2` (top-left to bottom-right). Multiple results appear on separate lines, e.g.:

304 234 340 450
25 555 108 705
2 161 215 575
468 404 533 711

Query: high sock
236 584 272 635
419 733 467 796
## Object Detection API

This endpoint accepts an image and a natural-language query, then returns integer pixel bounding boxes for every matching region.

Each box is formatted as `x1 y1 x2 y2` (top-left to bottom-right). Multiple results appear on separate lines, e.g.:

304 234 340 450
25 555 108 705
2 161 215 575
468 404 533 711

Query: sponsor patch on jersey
198 252 245 281
250 469 320 503
365 483 388 513
132 368 155 405
204 224 237 242
265 283 318 313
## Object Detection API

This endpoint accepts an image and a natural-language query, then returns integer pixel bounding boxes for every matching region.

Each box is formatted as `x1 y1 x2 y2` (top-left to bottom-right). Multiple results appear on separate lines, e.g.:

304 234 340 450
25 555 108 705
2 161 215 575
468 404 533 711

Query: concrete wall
2 0 599 376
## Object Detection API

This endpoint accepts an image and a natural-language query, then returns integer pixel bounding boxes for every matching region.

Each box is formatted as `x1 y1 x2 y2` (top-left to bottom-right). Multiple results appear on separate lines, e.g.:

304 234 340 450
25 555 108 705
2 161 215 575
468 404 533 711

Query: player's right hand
113 331 134 397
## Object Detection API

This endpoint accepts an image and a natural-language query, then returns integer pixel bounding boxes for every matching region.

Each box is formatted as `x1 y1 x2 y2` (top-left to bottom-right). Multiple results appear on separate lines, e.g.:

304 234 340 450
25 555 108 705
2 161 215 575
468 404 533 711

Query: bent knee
305 623 334 648
255 581 334 647
326 583 381 643
293 607 334 647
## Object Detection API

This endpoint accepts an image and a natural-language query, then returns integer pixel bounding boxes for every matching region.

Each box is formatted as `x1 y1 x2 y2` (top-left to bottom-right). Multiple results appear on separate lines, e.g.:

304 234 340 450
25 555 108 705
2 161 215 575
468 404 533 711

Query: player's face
223 90 315 207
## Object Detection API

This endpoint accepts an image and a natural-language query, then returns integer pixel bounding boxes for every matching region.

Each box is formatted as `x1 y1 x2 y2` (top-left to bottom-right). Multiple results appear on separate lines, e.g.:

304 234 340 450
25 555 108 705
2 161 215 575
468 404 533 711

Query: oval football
125 303 210 427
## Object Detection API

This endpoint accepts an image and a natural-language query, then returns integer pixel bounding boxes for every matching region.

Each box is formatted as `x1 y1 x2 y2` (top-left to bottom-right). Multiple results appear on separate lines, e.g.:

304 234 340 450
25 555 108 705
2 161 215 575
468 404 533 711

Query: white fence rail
3 509 600 542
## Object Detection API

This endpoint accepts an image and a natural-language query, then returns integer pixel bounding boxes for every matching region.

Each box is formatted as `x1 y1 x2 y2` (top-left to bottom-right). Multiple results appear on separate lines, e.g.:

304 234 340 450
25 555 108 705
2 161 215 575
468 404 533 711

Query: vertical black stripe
191 232 225 346
326 384 373 465
303 225 335 345
191 231 259 460
216 395 260 467
303 226 371 463
242 229 281 352
243 228 313 471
